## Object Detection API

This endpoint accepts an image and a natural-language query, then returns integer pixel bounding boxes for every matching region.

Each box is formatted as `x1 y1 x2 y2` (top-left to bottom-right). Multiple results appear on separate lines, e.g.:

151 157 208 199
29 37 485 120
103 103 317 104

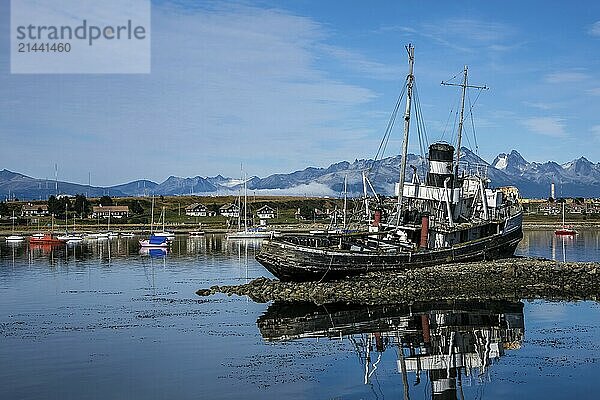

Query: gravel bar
196 257 600 304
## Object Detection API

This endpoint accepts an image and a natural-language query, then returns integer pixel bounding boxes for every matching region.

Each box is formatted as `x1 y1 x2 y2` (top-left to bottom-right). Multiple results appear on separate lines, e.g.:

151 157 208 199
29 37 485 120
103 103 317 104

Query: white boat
153 206 175 239
121 232 135 237
227 228 274 239
189 222 205 237
227 170 275 240
57 233 84 241
57 212 83 241
153 231 175 239
6 235 25 242
6 211 24 241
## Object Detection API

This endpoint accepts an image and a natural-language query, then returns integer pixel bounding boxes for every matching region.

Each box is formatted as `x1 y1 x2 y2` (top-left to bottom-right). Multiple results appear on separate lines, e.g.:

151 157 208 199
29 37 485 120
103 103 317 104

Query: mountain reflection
258 300 524 400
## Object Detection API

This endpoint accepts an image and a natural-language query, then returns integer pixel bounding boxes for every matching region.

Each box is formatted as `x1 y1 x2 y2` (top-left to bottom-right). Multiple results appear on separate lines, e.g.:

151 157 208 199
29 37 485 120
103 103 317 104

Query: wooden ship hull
256 218 522 282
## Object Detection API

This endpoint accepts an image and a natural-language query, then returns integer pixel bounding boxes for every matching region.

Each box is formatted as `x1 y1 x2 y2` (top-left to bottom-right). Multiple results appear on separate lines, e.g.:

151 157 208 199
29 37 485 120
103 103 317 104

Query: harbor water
1 230 599 399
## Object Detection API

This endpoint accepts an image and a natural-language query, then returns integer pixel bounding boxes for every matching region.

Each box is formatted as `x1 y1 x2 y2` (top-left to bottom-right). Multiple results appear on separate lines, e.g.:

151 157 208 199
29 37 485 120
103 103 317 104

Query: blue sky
2 0 600 185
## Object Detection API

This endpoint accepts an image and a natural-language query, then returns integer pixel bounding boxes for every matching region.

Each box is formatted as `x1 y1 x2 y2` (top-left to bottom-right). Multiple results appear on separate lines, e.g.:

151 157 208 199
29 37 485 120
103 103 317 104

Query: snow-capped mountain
2 149 600 200
492 150 529 175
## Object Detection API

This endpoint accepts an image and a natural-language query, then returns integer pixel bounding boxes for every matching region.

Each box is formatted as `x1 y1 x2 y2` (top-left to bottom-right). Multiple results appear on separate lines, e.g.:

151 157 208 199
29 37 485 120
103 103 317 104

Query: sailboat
105 210 119 238
555 202 577 236
153 206 176 240
189 221 205 237
6 210 25 242
227 172 273 239
86 211 109 239
256 44 523 281
29 214 66 245
139 196 170 248
57 206 83 242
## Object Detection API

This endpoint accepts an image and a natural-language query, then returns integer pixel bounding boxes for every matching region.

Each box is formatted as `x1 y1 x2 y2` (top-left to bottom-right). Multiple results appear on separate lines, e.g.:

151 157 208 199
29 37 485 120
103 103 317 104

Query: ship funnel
426 143 454 187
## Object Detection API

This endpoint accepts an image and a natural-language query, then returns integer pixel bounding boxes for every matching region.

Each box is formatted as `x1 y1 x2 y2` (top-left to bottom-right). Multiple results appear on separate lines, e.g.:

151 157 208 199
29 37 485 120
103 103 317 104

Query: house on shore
220 203 240 218
21 203 49 217
256 205 276 220
91 205 130 219
185 203 216 217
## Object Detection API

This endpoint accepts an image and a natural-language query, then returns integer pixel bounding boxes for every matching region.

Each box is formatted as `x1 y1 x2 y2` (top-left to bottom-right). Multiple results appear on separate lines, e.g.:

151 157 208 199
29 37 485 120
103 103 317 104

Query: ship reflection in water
258 300 524 400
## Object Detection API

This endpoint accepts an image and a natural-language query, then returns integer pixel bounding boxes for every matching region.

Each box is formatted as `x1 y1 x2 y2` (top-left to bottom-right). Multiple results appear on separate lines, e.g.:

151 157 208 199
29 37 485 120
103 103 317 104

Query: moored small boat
139 234 170 248
29 233 66 245
6 211 24 241
227 228 273 239
555 228 577 236
153 231 175 240
6 235 25 242
57 233 84 241
555 203 577 236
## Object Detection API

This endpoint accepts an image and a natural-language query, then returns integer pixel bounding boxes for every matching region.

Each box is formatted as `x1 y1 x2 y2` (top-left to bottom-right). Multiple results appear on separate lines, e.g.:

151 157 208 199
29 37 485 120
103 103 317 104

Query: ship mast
396 44 415 223
441 66 487 180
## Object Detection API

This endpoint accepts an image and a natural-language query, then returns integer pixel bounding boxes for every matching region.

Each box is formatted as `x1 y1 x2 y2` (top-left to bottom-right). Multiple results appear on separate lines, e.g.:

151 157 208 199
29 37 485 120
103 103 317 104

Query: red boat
29 233 66 245
555 228 577 236
555 202 577 236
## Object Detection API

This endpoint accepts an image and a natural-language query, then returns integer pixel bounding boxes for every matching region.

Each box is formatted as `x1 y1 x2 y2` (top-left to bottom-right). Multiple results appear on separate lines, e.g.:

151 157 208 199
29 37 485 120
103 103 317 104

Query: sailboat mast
244 173 248 232
150 195 155 234
455 66 468 178
397 44 415 218
343 174 348 230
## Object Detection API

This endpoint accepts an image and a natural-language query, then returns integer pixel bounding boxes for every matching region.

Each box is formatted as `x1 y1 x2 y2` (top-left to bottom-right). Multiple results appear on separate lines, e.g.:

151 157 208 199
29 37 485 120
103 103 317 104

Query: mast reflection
258 300 524 399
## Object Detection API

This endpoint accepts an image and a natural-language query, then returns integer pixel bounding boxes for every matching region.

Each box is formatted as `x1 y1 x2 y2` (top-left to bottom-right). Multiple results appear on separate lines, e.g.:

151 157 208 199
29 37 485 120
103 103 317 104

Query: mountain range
2 148 599 200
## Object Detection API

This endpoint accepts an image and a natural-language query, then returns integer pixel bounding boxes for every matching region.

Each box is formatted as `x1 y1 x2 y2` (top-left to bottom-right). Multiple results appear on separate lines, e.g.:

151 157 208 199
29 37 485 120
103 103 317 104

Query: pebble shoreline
196 257 600 304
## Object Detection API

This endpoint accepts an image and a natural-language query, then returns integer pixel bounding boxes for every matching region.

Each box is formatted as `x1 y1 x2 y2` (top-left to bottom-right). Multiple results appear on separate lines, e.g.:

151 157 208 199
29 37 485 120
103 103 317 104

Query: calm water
0 230 599 399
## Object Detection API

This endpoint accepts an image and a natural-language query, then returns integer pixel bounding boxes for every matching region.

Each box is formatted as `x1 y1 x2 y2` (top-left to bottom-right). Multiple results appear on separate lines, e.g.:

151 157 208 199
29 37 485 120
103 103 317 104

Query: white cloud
544 71 588 83
589 21 600 37
318 44 400 80
522 101 559 110
587 87 600 96
252 183 337 197
521 117 568 138
387 18 516 53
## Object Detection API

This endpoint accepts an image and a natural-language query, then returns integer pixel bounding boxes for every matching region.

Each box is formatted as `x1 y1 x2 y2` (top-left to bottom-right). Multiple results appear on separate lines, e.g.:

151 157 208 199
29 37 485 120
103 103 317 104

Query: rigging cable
412 80 430 179
372 78 407 166
467 86 485 157
369 77 408 181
